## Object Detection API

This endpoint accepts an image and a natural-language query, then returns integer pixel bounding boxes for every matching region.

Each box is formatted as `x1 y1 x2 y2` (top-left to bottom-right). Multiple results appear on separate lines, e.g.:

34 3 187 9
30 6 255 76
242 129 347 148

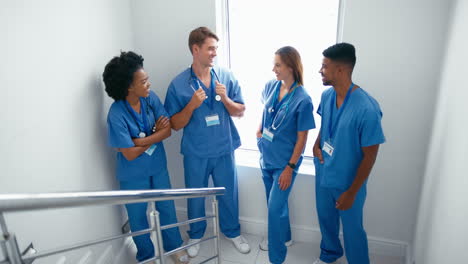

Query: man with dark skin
312 43 385 264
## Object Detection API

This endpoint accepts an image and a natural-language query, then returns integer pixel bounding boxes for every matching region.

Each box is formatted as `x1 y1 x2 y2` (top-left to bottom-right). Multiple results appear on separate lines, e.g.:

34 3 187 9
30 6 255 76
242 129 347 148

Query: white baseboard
239 215 406 258
175 207 407 259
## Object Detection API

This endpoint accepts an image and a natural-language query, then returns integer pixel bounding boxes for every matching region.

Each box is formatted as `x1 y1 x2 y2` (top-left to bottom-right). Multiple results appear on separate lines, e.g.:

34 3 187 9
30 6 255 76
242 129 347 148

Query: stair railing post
148 202 165 264
212 198 221 264
4 233 23 264
0 213 9 262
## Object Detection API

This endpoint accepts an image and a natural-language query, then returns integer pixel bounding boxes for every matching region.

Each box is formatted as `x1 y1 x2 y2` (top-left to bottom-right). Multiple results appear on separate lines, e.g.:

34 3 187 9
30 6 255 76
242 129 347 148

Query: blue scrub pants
261 168 297 264
315 171 369 264
119 170 183 262
183 152 241 239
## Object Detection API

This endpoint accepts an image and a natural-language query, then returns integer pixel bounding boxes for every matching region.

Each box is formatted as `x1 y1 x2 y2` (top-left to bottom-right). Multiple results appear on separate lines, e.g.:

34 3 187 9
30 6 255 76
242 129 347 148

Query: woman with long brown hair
256 46 316 264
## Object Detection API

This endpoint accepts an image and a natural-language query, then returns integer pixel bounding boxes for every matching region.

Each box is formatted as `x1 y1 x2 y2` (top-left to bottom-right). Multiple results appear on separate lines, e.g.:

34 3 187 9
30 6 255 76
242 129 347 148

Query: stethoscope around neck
266 81 299 130
189 66 222 102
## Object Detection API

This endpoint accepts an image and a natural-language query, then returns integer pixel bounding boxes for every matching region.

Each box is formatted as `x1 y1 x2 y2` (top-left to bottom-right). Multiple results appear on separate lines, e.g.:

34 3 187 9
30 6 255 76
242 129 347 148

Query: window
217 0 340 157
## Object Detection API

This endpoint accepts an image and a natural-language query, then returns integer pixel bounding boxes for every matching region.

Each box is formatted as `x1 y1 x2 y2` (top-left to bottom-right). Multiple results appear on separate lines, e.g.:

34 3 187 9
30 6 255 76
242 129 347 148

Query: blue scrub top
164 66 244 158
258 79 316 170
316 87 386 189
107 90 168 181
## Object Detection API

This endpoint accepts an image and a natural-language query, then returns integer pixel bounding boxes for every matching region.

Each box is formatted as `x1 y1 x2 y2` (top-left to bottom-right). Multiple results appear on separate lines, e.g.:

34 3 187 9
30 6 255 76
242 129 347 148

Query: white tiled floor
157 226 404 264
126 212 403 264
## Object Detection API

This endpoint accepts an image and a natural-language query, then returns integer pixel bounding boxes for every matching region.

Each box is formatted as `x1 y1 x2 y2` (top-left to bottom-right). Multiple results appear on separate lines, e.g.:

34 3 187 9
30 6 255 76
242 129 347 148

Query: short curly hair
103 51 144 101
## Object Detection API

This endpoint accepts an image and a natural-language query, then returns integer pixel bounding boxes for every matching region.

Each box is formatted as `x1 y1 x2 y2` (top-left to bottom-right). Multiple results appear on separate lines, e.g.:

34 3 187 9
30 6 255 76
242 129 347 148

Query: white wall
130 0 217 209
0 0 135 262
413 0 468 263
340 0 453 245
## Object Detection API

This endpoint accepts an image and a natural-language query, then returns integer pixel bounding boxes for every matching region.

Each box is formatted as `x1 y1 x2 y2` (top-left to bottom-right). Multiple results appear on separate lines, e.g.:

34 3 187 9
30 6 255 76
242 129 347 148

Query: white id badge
322 141 334 156
145 144 157 156
205 114 220 126
262 128 274 142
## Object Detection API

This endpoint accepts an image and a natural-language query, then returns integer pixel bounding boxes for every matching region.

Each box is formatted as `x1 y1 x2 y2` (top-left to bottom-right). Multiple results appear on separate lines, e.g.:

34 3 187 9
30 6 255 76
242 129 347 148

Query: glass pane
228 0 340 157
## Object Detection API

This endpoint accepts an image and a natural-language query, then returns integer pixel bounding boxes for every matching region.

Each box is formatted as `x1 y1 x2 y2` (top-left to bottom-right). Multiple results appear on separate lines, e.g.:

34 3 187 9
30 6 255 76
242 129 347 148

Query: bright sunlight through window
218 0 340 157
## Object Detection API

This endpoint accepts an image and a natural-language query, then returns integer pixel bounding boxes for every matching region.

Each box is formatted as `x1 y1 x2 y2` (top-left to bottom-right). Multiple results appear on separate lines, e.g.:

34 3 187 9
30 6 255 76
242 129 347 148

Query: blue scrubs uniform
164 66 244 239
107 91 183 261
258 80 316 264
314 87 385 264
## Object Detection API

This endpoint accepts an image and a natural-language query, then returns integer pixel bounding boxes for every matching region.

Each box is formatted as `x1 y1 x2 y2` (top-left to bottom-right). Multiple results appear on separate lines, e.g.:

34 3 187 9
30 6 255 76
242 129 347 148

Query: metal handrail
0 187 225 264
0 187 225 212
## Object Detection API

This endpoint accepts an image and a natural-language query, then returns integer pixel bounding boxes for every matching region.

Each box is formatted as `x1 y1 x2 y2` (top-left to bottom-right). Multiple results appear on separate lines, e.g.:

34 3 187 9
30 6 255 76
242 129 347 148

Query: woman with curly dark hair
103 51 189 264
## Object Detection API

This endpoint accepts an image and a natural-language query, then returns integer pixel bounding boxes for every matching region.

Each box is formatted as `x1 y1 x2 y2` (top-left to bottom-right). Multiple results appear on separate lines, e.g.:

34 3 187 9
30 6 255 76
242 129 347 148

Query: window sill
235 149 316 177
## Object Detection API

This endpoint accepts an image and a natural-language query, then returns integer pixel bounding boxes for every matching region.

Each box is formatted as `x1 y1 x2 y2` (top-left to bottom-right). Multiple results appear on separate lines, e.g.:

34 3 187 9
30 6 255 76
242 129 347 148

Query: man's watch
287 162 296 169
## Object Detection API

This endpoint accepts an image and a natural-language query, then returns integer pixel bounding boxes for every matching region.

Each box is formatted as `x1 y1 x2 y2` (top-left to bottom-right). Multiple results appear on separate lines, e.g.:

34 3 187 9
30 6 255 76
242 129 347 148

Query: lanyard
327 83 354 141
125 98 150 136
267 81 298 129
270 81 298 110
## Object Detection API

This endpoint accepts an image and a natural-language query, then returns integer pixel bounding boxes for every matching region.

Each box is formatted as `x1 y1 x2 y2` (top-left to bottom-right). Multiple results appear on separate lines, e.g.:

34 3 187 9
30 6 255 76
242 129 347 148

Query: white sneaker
312 258 337 264
171 250 190 264
259 237 293 251
228 235 251 254
187 238 201 258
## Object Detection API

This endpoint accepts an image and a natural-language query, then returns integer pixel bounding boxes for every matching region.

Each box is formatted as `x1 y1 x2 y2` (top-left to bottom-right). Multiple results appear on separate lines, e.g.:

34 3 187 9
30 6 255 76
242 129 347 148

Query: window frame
215 0 345 160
